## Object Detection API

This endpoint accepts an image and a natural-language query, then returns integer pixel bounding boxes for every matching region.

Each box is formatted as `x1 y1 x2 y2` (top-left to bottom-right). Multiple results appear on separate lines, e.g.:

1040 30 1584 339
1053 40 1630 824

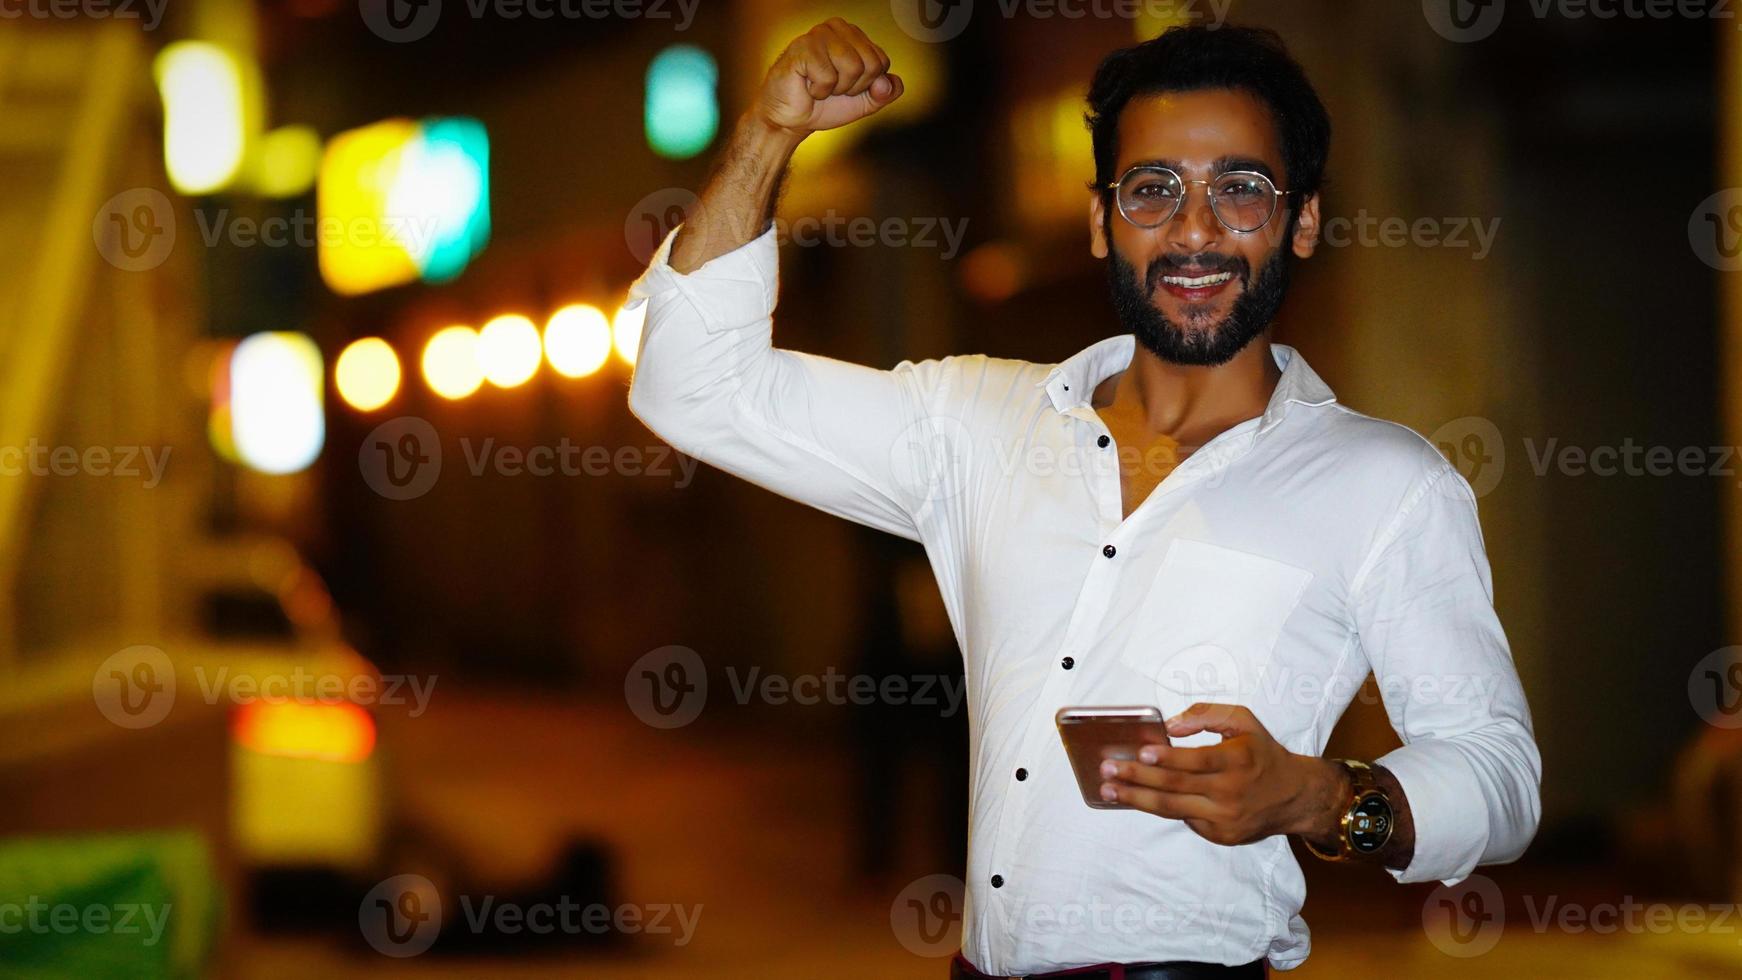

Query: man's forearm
669 115 806 274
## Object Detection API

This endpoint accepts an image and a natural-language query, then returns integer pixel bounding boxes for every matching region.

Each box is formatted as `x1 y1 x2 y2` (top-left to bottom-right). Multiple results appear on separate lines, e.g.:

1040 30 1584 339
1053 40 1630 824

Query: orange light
233 700 376 763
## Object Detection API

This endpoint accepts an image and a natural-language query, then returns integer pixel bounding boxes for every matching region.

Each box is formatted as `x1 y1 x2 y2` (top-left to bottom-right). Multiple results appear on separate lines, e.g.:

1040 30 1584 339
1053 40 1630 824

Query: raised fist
755 18 905 136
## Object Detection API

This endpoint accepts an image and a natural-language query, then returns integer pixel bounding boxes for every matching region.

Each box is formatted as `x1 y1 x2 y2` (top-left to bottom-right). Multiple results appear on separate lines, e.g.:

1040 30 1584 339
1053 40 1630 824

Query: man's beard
1106 241 1293 367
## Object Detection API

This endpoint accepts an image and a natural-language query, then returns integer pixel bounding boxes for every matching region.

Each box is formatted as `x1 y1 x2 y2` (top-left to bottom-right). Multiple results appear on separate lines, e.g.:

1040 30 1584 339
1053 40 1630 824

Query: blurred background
2 0 1741 976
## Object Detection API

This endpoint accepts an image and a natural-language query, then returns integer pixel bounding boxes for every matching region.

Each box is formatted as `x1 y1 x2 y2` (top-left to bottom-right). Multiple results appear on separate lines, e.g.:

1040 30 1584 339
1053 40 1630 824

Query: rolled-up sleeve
625 225 955 541
1350 466 1542 884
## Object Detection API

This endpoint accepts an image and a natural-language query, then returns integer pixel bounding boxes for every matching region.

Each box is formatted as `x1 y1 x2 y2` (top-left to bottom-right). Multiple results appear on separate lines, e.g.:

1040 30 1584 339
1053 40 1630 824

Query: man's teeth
1161 272 1235 288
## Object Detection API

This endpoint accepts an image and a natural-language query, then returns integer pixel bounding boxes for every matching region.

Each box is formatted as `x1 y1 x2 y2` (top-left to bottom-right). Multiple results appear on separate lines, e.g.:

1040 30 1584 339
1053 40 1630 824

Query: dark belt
951 953 1266 980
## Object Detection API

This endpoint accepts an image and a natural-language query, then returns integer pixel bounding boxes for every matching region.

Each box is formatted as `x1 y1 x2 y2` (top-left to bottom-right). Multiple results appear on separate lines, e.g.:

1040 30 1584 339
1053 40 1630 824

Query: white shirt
626 228 1541 973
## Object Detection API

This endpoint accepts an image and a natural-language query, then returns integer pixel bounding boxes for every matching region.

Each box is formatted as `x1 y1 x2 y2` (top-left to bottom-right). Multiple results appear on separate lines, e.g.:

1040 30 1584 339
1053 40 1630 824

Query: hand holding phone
1055 706 1173 809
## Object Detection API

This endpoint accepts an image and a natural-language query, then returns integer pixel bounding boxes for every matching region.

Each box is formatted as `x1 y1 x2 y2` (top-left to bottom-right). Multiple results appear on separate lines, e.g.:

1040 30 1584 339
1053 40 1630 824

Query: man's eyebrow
1118 156 1281 181
1212 156 1278 180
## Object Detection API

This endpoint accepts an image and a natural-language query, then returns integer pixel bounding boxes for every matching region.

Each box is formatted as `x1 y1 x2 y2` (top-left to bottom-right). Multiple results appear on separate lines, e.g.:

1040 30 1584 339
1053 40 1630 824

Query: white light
477 314 542 388
544 304 612 378
154 42 246 195
612 302 647 366
230 332 325 475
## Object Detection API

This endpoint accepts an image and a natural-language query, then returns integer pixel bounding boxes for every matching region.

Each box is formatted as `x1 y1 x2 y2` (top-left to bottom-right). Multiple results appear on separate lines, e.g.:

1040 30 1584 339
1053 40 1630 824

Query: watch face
1348 794 1393 854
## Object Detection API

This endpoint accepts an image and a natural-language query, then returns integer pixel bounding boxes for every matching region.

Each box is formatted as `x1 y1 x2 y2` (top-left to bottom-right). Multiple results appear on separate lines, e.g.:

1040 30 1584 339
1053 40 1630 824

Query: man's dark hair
1085 25 1332 201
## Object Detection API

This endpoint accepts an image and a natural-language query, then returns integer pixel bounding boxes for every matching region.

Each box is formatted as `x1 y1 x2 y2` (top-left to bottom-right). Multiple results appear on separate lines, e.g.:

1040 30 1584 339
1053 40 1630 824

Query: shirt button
1097 435 1110 449
1061 656 1074 670
1102 544 1117 559
1015 768 1028 781
990 874 1004 888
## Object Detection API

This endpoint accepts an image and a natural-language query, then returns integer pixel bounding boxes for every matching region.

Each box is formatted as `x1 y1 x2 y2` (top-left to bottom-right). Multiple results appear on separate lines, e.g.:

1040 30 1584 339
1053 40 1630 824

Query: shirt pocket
1117 539 1313 746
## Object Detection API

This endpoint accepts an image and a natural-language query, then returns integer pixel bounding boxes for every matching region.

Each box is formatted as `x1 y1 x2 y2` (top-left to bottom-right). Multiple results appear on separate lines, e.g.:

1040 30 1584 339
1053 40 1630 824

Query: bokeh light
255 125 322 198
229 332 325 475
422 325 483 400
612 302 647 367
334 337 402 411
645 45 718 160
477 314 542 388
154 42 247 195
543 304 613 378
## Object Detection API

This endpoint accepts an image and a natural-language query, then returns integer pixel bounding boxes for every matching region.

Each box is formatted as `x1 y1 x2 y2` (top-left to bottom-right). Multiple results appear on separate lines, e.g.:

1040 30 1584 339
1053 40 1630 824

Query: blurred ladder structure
0 23 183 675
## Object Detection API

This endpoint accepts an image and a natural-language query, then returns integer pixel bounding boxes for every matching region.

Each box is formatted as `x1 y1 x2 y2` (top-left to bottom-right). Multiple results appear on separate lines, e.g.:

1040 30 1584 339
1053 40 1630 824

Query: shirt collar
1039 336 1337 432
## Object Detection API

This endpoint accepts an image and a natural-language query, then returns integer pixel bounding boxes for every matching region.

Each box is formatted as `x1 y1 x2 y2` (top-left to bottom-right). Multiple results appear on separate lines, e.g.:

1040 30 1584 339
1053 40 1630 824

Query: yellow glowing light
612 302 647 367
230 332 325 475
255 125 322 198
317 119 422 295
421 325 483 399
543 304 613 378
334 337 402 411
477 314 542 388
233 700 376 763
154 42 247 195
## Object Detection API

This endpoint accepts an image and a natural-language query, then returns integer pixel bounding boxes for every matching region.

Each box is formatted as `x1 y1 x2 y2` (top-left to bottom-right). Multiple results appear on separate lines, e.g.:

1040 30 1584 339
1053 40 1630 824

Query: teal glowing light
392 116 491 284
645 46 718 160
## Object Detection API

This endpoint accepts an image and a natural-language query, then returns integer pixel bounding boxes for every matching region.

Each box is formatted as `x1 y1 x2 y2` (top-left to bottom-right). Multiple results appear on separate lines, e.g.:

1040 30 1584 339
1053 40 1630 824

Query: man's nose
1165 183 1224 254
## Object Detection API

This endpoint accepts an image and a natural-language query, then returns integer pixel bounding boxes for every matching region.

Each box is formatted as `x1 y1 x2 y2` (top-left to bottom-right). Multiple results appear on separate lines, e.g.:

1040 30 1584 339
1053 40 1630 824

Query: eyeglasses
1104 166 1298 234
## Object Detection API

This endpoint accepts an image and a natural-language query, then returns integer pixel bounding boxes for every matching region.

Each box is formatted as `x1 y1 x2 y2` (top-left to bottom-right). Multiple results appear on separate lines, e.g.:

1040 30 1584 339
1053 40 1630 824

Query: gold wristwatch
1303 759 1393 862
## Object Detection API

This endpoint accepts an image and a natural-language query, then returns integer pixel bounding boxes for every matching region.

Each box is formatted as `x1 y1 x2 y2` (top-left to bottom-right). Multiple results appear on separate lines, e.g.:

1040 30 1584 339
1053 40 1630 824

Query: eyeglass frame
1101 165 1304 234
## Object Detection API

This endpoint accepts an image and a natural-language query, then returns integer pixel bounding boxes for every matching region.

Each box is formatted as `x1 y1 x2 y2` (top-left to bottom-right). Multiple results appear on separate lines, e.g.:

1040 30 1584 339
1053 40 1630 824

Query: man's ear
1090 193 1109 259
1291 192 1322 259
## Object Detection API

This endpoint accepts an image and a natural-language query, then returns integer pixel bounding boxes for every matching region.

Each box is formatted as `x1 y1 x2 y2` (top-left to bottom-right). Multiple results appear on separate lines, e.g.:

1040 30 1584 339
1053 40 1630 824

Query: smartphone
1055 706 1172 810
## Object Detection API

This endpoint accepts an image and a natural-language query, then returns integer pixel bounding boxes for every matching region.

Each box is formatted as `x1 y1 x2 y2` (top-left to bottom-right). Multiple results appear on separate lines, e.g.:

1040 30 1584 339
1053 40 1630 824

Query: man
628 19 1540 978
